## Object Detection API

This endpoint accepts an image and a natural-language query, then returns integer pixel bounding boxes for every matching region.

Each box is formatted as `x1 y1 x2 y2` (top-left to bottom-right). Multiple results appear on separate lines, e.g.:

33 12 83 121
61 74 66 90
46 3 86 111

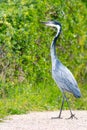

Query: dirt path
0 111 87 130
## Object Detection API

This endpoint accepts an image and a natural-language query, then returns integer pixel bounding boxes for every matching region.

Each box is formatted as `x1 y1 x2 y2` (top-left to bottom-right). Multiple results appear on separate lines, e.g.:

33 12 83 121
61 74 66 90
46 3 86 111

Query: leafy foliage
0 0 87 117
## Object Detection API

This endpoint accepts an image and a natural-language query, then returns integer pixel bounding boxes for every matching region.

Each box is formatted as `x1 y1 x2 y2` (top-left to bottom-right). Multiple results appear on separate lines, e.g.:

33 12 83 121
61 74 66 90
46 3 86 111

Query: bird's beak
41 21 50 26
41 21 56 28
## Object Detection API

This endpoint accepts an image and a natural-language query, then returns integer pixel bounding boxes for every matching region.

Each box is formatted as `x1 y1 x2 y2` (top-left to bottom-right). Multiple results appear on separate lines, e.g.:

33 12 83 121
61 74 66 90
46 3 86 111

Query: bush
0 0 87 117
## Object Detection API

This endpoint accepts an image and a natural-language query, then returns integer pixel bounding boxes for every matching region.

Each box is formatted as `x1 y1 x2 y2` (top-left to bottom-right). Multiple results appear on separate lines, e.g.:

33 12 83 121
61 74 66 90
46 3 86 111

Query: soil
0 111 87 130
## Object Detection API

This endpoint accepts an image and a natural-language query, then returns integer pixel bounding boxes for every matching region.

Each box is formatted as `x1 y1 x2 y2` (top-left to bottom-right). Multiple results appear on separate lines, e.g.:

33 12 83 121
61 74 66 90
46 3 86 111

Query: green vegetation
0 0 87 118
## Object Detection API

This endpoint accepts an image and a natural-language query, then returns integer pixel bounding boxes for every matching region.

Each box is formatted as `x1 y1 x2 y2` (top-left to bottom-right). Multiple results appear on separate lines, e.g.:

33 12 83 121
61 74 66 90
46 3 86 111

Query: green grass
0 82 86 118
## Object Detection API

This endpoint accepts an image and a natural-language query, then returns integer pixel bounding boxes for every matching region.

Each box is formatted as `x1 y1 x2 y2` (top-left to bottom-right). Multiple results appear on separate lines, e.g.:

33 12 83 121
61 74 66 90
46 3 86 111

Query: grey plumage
42 21 81 119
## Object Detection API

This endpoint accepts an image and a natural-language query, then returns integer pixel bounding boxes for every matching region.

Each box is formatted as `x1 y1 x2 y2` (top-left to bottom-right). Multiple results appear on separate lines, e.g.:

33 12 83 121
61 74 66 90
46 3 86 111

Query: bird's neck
50 36 57 60
50 30 60 62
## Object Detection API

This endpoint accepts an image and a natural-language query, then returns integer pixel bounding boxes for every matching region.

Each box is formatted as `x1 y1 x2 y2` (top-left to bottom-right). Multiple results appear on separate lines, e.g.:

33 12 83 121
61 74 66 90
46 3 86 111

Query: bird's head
41 21 61 35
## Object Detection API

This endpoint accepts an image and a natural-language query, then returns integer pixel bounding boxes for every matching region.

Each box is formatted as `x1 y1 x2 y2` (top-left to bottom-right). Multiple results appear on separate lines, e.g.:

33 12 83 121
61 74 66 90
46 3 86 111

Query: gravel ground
0 111 87 130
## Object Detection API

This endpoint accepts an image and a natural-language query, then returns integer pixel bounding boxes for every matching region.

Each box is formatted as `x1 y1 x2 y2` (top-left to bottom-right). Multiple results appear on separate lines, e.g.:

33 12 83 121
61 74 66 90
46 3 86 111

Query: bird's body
52 58 81 98
42 21 81 119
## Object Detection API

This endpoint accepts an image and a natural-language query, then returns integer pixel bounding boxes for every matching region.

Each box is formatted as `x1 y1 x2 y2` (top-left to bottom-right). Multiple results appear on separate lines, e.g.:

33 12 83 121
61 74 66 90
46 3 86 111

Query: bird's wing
59 65 81 97
60 65 78 86
52 62 79 93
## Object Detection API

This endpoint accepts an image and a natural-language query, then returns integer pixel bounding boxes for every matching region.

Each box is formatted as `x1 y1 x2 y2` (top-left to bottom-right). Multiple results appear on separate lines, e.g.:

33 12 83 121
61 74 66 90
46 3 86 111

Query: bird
42 21 81 119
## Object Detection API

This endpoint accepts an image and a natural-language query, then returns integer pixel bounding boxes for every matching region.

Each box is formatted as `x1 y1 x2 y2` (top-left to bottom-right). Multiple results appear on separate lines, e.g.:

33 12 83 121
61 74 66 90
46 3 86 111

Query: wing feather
52 60 81 97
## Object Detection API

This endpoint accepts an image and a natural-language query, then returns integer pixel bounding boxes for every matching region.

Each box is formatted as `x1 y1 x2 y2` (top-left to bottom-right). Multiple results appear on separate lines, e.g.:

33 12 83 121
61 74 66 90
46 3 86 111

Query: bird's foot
51 116 62 119
66 114 78 120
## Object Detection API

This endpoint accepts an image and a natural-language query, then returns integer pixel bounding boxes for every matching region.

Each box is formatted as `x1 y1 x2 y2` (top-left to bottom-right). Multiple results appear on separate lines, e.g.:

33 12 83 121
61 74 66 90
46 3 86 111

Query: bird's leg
58 95 65 119
51 95 65 119
64 94 77 119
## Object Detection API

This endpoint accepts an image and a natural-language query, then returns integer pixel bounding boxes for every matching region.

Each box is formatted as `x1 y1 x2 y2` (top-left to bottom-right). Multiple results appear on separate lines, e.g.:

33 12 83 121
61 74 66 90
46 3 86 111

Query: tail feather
73 87 81 98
